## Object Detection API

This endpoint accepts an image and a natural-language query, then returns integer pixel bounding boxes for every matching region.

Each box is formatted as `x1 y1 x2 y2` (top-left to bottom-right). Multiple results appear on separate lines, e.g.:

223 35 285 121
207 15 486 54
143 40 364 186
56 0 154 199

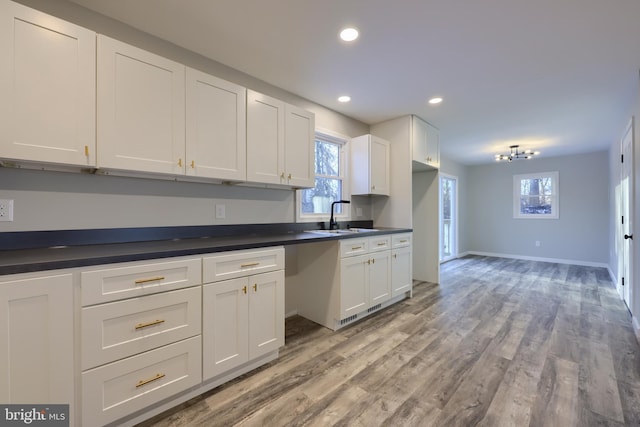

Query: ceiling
69 0 640 165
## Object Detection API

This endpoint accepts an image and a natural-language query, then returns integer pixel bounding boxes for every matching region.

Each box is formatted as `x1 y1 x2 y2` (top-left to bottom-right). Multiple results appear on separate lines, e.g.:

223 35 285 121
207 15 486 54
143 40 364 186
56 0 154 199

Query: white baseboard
633 316 640 344
285 309 298 318
461 251 609 269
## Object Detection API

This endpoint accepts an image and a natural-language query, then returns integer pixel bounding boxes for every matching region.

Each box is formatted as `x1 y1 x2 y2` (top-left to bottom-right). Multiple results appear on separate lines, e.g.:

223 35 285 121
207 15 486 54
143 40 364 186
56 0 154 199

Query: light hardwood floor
139 255 640 426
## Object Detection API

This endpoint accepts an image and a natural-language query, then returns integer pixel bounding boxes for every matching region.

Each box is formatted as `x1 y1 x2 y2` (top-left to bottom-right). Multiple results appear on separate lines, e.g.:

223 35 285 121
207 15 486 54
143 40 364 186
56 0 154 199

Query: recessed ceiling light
339 27 359 42
428 97 443 105
338 95 351 103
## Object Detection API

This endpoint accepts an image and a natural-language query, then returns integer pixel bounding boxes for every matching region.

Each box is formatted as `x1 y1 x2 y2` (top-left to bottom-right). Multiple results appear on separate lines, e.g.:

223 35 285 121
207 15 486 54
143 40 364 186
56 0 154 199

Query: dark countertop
0 224 412 276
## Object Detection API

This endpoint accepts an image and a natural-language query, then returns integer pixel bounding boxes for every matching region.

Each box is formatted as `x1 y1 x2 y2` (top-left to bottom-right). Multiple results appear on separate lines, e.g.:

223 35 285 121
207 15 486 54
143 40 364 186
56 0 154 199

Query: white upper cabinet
0 0 96 167
284 104 315 188
97 35 185 175
246 90 284 185
411 115 439 170
186 68 246 181
351 134 390 196
246 90 314 188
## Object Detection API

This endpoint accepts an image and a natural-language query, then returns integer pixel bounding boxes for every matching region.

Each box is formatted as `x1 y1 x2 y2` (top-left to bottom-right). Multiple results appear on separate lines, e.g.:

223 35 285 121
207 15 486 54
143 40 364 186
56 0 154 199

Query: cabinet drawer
368 235 391 252
81 286 202 370
392 233 412 248
82 336 201 427
81 257 201 306
339 238 369 257
203 247 284 283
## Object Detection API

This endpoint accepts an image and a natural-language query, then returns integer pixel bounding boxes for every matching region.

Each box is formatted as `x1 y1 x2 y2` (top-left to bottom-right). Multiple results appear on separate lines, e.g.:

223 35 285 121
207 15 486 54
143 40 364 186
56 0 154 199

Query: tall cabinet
0 0 96 167
371 115 440 284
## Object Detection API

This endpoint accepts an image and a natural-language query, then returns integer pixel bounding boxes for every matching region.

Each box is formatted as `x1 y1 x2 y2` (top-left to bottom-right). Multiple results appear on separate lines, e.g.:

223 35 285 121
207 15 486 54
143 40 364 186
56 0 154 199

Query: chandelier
495 145 540 162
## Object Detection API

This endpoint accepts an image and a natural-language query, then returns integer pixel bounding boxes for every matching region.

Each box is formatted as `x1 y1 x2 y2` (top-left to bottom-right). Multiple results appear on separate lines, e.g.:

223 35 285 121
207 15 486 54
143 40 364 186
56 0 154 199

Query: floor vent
368 303 382 313
340 314 358 325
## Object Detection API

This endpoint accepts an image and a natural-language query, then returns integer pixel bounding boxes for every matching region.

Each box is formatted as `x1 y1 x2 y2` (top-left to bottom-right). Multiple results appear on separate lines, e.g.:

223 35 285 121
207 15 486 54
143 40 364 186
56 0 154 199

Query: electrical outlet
535 240 541 247
0 199 14 222
215 204 226 219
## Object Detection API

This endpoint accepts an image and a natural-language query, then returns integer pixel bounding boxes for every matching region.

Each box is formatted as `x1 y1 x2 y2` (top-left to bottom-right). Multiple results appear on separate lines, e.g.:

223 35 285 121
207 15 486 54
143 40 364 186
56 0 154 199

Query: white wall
2 0 371 232
466 151 609 265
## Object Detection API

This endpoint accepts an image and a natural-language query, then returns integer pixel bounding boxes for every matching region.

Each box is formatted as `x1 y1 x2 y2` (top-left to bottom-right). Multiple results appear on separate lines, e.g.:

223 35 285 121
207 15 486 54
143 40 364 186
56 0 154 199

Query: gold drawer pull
399 239 408 243
135 319 165 330
377 242 386 246
351 246 363 250
253 284 258 292
242 285 247 294
134 276 165 285
241 262 260 268
136 373 165 388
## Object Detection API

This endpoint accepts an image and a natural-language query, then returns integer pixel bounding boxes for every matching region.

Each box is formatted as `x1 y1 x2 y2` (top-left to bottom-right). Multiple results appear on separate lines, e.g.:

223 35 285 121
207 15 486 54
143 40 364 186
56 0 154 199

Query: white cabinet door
97 35 185 175
340 254 369 318
284 104 315 188
392 246 412 297
246 90 284 185
369 250 391 306
425 121 440 169
412 116 439 170
0 273 73 406
351 134 390 196
248 270 284 359
0 1 96 166
186 68 246 181
202 277 249 381
370 136 390 195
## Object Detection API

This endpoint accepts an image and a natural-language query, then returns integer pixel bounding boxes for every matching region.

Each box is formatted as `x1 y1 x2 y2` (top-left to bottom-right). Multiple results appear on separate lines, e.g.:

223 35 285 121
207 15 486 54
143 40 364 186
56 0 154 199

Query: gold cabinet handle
178 158 183 167
372 185 376 190
136 373 165 388
135 319 165 330
288 173 292 180
399 239 408 243
241 262 260 268
134 276 165 285
280 172 285 179
84 145 89 157
367 259 371 265
190 160 195 168
253 283 257 292
242 285 247 294
393 254 397 259
372 258 375 264
377 242 386 246
352 246 363 250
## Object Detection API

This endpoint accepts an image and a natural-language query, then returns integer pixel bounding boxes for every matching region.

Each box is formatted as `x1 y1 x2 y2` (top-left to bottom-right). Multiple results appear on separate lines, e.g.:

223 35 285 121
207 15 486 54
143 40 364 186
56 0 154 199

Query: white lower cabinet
0 273 74 414
82 336 201 427
202 248 285 382
297 234 407 330
80 257 202 426
391 233 413 297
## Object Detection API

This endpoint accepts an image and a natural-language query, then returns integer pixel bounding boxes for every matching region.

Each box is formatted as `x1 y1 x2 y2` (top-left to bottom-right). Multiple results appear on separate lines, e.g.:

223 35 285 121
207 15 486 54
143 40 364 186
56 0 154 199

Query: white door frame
439 173 458 262
620 117 634 310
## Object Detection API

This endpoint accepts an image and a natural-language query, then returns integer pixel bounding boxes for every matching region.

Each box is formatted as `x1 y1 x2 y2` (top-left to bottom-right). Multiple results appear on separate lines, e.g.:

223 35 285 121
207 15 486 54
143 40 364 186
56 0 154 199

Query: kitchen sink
305 228 378 235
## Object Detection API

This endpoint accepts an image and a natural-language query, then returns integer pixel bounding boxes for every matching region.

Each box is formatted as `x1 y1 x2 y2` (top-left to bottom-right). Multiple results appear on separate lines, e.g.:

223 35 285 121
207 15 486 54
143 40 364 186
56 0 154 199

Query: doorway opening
440 174 458 262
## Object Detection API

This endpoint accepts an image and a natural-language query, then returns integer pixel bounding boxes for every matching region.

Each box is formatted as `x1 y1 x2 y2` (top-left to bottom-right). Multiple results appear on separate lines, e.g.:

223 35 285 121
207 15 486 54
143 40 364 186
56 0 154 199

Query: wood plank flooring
138 255 640 426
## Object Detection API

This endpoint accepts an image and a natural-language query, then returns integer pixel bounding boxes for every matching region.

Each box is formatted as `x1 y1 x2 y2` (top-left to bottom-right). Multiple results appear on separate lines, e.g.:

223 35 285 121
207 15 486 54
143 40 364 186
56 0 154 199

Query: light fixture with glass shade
495 145 540 162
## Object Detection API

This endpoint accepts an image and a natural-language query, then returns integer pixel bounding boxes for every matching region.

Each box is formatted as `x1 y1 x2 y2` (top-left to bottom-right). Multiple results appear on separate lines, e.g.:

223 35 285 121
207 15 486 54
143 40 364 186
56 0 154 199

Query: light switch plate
215 204 226 219
0 199 14 222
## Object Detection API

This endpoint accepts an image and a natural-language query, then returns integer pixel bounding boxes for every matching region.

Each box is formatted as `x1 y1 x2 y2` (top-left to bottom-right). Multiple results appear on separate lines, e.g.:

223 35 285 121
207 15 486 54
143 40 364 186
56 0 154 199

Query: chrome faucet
329 200 351 230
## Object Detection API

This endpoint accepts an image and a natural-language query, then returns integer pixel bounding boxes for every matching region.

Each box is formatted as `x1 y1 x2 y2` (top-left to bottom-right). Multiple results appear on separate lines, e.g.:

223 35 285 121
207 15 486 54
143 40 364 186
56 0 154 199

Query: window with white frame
513 171 559 219
298 131 348 220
